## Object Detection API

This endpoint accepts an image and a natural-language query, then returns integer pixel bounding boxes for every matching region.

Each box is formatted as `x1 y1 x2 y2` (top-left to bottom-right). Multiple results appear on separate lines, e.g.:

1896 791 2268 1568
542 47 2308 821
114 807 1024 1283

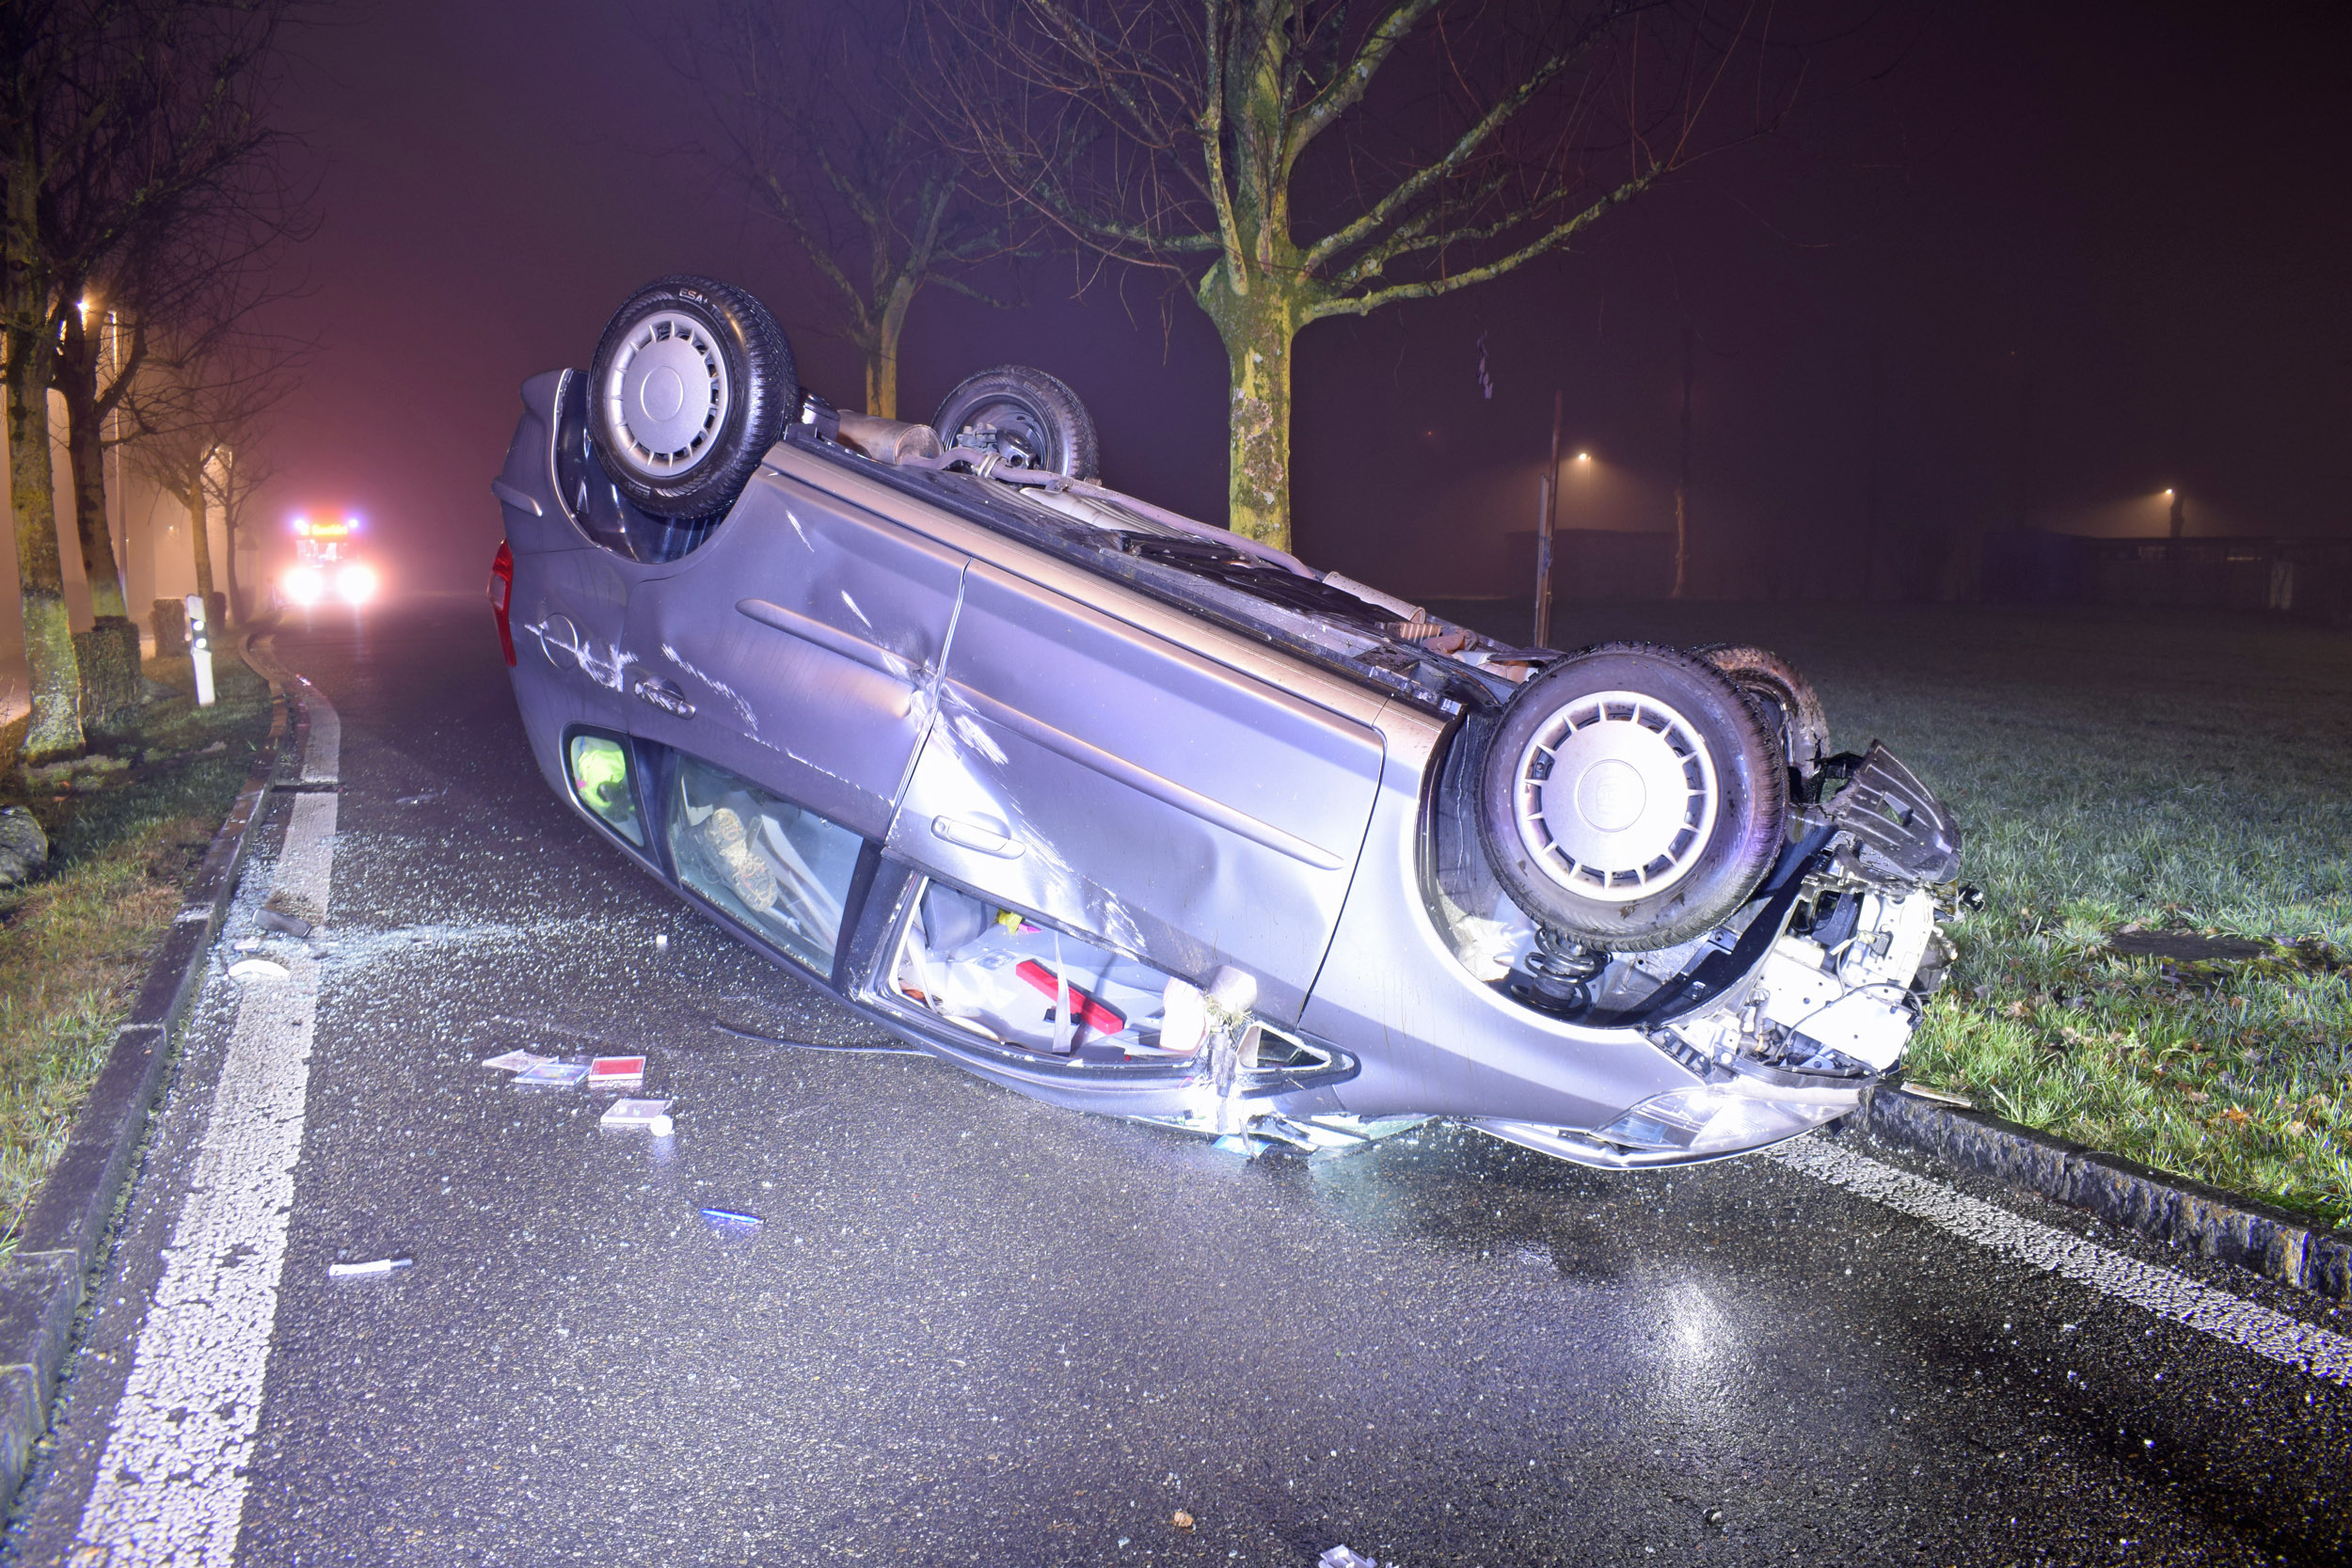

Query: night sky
254 0 2352 600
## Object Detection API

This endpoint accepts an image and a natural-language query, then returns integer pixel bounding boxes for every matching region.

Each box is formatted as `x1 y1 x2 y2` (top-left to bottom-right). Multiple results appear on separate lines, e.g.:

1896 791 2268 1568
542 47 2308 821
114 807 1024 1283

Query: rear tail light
486 540 516 665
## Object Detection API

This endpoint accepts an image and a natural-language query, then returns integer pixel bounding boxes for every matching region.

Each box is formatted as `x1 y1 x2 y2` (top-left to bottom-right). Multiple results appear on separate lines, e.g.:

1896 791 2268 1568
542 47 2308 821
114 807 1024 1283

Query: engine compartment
1422 706 1965 1095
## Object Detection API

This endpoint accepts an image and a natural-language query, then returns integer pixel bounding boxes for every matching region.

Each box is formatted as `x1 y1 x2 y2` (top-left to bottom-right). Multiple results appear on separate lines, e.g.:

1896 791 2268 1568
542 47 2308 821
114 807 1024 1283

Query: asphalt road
8 598 2350 1566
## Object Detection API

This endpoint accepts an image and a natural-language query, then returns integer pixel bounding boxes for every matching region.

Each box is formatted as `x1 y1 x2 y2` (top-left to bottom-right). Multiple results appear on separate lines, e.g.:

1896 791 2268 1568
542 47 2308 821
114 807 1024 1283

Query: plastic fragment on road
257 905 314 938
227 957 290 983
1210 1134 1262 1158
588 1055 646 1089
1172 1510 1195 1531
481 1049 551 1073
515 1059 591 1086
1320 1548 1379 1568
328 1256 414 1279
699 1206 763 1230
600 1097 674 1130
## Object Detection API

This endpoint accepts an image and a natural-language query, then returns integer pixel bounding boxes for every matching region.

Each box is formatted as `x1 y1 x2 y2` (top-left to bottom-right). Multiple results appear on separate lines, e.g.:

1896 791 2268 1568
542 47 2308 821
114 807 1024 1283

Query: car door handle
930 814 1024 858
633 676 695 720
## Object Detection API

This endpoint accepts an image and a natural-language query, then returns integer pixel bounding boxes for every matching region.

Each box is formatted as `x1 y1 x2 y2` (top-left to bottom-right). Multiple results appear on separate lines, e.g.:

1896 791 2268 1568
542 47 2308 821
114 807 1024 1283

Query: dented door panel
621 469 967 839
886 562 1384 1022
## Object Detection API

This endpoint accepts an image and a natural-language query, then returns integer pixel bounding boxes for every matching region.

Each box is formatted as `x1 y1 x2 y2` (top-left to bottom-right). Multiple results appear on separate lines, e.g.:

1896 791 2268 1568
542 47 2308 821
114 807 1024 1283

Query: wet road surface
9 600 2350 1565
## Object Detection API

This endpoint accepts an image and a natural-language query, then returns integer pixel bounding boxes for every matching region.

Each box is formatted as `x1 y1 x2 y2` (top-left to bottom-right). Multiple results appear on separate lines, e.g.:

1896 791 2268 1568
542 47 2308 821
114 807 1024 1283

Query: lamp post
2166 486 2185 540
1534 390 1562 648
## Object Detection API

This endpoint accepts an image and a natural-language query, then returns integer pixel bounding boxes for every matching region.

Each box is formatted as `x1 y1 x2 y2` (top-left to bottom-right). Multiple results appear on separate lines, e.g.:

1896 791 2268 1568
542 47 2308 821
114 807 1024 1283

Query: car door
619 463 967 842
498 372 651 849
888 562 1386 1022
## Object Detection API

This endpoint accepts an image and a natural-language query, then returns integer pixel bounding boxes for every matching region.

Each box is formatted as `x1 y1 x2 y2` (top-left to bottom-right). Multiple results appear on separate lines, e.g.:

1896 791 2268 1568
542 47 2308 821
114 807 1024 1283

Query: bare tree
3 0 307 761
929 0 1782 550
202 412 277 621
126 312 309 631
686 0 1020 418
2 0 118 764
45 0 310 725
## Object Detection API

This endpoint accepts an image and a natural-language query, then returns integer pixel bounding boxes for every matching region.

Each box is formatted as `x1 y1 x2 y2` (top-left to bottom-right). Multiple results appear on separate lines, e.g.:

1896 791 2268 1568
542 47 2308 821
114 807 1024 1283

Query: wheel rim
1512 689 1721 902
601 310 730 480
947 396 1050 469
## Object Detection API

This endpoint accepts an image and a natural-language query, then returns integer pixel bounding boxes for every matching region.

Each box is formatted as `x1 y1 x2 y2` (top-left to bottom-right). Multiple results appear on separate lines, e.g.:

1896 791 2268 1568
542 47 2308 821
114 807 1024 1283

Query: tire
1475 642 1788 950
1693 643 1830 779
588 276 796 519
931 364 1100 482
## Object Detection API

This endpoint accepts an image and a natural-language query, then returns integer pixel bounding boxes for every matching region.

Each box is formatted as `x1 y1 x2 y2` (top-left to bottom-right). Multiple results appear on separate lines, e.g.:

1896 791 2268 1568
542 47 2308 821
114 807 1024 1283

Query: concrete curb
1855 1085 2352 1303
0 637 297 1506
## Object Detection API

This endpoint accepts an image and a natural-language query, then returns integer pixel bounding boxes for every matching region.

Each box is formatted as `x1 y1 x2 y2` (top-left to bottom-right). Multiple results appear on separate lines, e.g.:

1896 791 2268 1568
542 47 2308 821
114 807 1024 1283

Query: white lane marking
74 786 338 1562
298 686 339 784
1773 1137 2352 1386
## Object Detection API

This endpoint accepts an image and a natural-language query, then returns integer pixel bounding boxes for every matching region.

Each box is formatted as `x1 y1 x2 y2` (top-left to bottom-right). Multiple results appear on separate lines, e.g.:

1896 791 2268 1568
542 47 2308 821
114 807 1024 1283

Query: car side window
566 731 645 847
668 754 863 974
550 371 725 563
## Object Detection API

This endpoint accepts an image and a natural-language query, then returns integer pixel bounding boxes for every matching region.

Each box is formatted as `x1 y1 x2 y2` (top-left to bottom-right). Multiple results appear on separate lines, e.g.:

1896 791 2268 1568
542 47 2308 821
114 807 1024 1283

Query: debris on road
481 1049 551 1073
514 1060 590 1086
654 932 669 951
588 1055 645 1089
1319 1549 1379 1568
257 904 315 939
227 957 290 983
698 1206 763 1230
1172 1510 1195 1532
600 1097 673 1131
711 1022 930 1055
327 1256 414 1279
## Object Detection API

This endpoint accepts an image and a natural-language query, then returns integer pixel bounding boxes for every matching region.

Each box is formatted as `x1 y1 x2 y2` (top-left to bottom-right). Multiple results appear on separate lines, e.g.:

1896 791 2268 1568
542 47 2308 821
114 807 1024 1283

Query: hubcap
1513 689 1720 902
602 311 729 480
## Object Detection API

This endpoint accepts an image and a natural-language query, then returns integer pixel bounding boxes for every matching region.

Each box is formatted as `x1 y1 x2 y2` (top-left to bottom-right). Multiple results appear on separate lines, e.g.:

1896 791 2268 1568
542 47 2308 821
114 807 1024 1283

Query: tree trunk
184 465 216 609
6 321 85 765
56 309 141 728
865 280 916 420
1200 268 1303 549
56 309 127 621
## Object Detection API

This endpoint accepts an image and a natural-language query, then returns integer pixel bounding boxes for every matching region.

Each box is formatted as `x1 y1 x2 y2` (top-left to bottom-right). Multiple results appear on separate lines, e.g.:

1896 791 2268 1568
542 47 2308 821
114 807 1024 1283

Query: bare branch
1311 168 1653 319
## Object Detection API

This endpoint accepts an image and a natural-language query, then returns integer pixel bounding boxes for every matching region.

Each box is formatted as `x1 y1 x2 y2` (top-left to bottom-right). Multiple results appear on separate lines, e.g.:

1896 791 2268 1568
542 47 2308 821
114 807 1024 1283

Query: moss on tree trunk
1199 260 1308 550
6 324 84 767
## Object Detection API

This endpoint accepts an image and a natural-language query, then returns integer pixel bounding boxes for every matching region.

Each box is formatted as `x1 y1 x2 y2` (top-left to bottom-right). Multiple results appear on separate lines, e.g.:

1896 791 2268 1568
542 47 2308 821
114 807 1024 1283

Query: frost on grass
1483 602 2352 1224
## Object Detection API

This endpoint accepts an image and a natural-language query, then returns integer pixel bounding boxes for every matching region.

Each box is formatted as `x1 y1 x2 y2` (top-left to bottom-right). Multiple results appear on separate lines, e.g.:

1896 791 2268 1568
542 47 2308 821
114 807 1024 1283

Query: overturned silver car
487 276 1969 1166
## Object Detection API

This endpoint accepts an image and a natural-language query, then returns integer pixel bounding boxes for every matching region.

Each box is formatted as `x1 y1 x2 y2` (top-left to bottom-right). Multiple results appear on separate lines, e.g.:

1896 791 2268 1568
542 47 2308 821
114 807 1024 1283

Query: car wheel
931 364 1100 481
588 276 796 519
1692 643 1831 780
1475 642 1788 951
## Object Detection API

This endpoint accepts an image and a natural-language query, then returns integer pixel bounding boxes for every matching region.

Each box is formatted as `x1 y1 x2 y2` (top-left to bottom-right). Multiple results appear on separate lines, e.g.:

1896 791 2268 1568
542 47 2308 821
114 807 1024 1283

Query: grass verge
1430 598 2352 1227
0 650 272 1248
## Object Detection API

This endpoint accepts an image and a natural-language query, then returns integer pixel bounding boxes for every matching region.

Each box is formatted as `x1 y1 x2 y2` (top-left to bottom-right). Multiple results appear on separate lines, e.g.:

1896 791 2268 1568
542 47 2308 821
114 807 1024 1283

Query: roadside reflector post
185 592 215 706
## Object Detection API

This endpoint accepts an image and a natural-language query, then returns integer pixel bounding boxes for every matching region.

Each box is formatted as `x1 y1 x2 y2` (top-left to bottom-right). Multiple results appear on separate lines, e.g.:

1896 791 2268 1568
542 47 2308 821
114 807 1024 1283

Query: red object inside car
1014 960 1127 1039
487 540 516 665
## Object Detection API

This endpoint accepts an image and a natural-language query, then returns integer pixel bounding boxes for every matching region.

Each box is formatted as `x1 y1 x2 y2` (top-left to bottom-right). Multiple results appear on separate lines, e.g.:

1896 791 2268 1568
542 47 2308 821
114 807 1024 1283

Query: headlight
283 565 324 606
1597 1085 1846 1155
336 562 378 603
